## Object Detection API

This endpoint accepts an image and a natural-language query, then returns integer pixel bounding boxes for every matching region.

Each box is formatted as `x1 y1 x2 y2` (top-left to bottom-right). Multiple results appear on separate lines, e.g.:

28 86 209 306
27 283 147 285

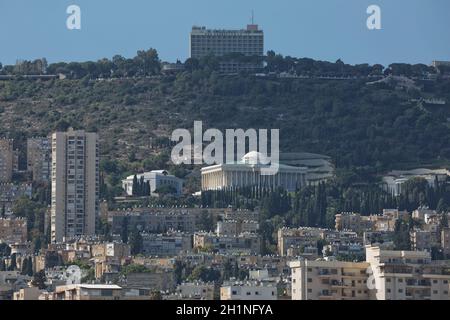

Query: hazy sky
0 0 449 66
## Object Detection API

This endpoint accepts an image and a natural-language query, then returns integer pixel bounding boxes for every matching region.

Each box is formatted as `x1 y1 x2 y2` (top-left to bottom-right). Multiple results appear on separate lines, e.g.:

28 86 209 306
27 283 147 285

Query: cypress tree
27 256 34 277
121 217 129 244
132 175 138 196
0 259 6 271
9 253 17 271
21 256 29 275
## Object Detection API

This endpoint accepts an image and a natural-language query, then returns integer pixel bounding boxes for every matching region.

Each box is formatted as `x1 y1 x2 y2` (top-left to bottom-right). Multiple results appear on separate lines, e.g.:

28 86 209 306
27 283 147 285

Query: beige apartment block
51 128 99 243
291 246 450 300
366 246 450 300
290 260 370 300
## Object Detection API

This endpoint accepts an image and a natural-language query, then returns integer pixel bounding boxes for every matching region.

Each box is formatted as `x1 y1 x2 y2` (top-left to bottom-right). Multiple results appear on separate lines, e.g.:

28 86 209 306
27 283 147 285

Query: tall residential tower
51 128 99 243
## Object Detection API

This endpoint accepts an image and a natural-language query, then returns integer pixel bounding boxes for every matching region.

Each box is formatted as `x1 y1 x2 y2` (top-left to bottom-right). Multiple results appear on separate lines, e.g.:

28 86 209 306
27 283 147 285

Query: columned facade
201 163 307 192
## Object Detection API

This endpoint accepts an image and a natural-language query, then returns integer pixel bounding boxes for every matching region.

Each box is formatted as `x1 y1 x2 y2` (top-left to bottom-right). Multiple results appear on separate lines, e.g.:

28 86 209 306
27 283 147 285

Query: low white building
382 169 450 196
122 170 183 196
220 281 277 300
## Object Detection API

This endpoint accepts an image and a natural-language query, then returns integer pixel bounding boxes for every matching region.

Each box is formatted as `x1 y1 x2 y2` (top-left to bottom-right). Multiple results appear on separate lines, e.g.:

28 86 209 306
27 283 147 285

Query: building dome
241 151 269 165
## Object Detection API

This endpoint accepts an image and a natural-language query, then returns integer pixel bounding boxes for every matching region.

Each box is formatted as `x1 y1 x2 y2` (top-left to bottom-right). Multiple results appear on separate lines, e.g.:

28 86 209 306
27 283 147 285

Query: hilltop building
190 24 264 73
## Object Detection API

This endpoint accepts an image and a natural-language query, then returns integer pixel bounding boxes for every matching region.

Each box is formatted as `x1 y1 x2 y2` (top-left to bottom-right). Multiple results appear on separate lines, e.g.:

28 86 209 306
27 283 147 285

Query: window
101 290 113 297
386 278 391 283
307 278 312 283
307 289 312 293
398 279 403 283
398 289 403 293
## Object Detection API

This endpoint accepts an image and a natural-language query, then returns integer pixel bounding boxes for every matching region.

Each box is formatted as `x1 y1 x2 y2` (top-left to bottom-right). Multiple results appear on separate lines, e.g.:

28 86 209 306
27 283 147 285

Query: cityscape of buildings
1 23 450 302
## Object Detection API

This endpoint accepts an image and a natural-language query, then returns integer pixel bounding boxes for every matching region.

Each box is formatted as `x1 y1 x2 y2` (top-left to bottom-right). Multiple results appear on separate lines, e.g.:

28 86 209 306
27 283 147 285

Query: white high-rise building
51 128 99 243
190 24 264 73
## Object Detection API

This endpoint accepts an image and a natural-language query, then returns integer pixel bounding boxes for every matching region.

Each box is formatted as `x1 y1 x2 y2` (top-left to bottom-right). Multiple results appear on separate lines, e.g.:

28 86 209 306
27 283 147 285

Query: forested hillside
1 52 450 188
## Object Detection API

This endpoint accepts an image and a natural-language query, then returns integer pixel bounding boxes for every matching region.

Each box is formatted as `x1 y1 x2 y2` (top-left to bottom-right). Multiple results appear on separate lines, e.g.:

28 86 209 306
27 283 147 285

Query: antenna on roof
251 10 255 24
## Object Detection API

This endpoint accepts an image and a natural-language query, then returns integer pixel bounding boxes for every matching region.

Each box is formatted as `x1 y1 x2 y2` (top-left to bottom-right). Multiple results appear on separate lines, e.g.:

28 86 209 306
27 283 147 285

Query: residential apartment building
335 211 398 234
220 281 277 300
363 231 395 249
109 209 198 234
51 128 99 243
277 227 325 256
0 218 27 244
141 232 192 256
290 260 371 300
366 246 450 300
175 282 216 300
13 287 42 300
216 219 259 236
91 242 131 260
0 183 32 216
124 271 176 292
190 24 264 73
410 230 434 251
290 246 450 300
27 137 51 183
194 232 261 255
51 284 153 300
0 139 14 183
0 271 31 300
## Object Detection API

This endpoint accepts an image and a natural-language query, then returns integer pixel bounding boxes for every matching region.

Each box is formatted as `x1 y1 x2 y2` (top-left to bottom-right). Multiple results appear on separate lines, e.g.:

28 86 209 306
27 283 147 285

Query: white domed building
201 151 307 192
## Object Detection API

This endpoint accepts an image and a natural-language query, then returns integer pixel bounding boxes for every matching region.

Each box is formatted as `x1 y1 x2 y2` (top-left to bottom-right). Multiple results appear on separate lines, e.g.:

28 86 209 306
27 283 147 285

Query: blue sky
0 0 449 66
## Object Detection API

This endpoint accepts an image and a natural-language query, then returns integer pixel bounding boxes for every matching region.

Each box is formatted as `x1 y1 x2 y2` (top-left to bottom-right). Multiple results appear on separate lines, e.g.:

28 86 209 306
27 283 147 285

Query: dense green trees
188 265 221 283
31 270 47 289
2 48 446 81
201 177 449 234
21 256 33 276
198 210 215 232
131 175 151 196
